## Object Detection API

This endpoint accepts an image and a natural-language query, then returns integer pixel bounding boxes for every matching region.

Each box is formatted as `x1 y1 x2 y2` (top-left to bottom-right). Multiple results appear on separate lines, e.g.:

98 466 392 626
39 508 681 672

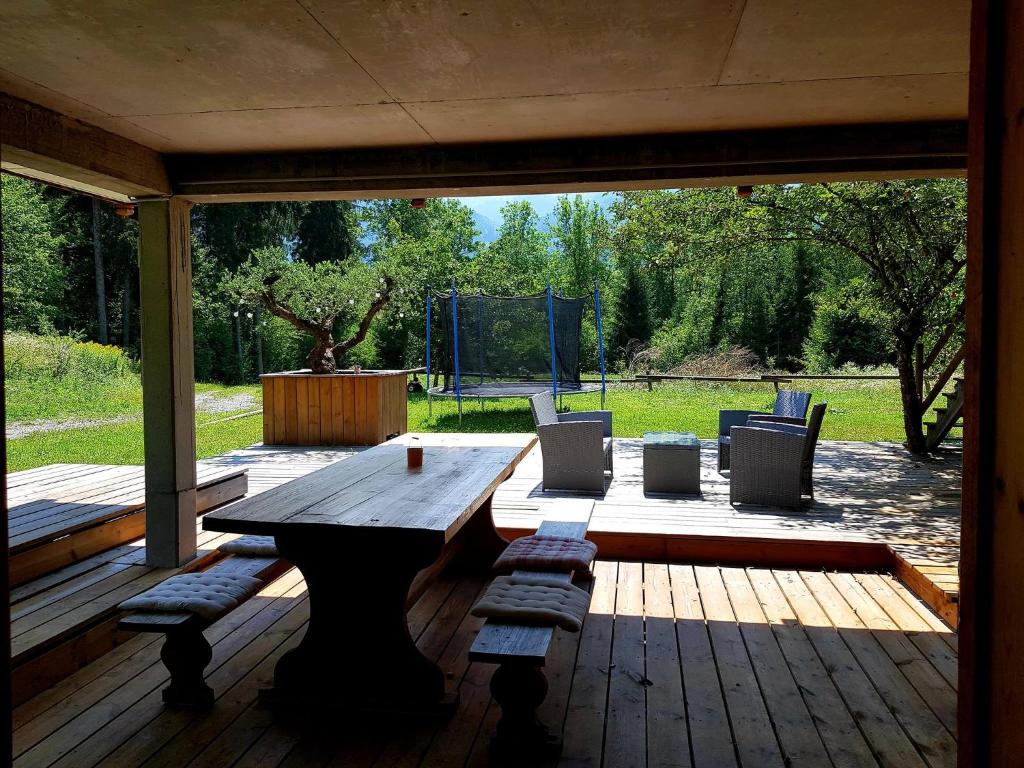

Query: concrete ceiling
0 0 970 155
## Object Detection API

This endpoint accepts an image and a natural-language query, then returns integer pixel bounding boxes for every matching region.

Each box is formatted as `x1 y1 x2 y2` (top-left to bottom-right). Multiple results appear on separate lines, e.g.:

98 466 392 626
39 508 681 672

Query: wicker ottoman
643 432 701 495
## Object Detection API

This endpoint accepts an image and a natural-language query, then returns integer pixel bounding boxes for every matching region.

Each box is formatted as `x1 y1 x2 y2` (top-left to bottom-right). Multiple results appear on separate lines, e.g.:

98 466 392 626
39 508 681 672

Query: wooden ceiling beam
168 121 967 201
0 93 170 202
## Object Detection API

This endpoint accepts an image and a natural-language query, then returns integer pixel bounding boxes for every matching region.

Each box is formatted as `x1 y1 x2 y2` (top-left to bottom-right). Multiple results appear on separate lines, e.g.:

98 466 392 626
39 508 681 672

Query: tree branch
331 276 395 357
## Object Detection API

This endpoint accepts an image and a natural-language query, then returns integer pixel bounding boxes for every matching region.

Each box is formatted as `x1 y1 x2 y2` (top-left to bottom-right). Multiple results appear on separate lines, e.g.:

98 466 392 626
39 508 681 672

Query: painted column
138 199 198 567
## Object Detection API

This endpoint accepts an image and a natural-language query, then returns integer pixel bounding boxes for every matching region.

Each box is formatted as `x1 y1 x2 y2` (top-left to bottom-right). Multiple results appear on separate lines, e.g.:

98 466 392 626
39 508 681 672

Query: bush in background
4 332 136 382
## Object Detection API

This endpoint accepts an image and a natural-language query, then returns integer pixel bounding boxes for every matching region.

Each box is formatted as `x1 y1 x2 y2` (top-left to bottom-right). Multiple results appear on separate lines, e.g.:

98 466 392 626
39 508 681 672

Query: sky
454 191 610 222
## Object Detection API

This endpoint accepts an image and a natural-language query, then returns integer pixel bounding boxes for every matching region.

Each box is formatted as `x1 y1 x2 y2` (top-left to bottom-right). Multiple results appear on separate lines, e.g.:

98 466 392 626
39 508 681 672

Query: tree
191 202 301 270
1 175 67 332
293 201 361 265
748 180 966 454
226 246 392 374
549 195 610 295
610 259 651 359
474 201 550 294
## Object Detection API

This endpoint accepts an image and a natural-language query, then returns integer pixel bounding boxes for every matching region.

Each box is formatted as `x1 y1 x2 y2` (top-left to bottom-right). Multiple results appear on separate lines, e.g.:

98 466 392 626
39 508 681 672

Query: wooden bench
118 545 290 708
9 463 249 586
469 514 593 757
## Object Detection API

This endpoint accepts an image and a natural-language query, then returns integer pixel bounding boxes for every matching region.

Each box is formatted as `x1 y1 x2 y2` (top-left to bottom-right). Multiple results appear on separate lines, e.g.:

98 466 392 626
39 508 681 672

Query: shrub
4 332 136 382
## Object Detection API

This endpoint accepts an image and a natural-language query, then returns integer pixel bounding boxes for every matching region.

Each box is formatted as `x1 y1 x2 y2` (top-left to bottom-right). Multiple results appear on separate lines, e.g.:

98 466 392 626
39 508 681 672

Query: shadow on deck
12 560 957 768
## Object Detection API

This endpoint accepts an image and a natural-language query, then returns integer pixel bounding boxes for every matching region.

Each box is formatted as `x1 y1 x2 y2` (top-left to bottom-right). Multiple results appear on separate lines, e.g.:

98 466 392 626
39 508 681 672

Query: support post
1 268 11 766
960 0 1024 764
138 199 197 567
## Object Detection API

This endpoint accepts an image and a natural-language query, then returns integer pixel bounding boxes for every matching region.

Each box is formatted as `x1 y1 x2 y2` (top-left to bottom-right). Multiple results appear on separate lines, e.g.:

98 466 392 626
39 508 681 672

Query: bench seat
118 548 289 707
469 515 593 756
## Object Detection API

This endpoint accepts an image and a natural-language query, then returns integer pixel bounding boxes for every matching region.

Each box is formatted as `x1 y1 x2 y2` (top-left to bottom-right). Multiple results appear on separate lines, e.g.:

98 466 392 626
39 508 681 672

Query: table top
643 431 700 449
202 433 537 543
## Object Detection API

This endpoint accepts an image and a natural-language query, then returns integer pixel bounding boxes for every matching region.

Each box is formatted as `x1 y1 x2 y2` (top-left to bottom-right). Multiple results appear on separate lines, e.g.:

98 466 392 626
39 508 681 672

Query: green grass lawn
409 379 908 443
5 378 908 473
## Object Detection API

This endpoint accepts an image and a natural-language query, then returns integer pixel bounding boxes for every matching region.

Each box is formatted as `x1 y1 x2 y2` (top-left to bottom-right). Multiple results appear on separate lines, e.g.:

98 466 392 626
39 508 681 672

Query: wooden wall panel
961 0 1024 763
261 372 408 446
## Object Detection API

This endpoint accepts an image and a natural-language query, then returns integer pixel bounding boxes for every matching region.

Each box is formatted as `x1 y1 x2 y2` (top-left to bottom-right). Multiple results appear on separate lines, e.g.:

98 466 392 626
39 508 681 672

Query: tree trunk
122 269 132 348
305 331 337 374
91 199 108 344
895 336 928 455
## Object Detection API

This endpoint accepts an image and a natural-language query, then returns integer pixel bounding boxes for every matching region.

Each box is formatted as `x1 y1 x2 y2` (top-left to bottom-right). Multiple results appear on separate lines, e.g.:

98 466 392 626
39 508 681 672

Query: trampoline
426 285 607 420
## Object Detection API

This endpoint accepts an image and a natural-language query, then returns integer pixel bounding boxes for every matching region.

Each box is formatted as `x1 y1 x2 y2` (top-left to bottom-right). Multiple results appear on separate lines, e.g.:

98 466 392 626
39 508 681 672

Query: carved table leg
268 530 452 711
448 495 510 574
161 628 214 708
490 662 561 756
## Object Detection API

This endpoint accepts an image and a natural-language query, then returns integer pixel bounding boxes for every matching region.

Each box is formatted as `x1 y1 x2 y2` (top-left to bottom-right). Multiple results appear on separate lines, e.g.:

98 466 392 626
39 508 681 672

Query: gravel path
8 391 261 439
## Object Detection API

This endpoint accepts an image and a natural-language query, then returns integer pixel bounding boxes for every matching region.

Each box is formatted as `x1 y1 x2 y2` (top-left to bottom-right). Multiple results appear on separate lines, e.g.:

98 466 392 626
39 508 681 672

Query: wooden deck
492 439 962 626
11 560 957 768
8 463 248 586
7 449 356 705
7 436 961 709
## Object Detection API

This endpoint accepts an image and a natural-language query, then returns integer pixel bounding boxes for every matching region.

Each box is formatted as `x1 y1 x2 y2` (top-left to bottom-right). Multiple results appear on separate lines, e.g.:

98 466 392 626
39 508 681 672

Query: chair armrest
719 409 767 436
558 410 612 437
747 414 807 427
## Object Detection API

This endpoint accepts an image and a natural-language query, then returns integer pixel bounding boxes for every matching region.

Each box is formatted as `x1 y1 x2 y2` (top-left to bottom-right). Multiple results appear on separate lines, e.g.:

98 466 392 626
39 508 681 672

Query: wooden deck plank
669 564 738 768
773 570 928 768
799 571 956 768
746 568 880 768
604 561 647 768
719 567 833 767
641 563 690 768
694 565 785 768
11 561 957 768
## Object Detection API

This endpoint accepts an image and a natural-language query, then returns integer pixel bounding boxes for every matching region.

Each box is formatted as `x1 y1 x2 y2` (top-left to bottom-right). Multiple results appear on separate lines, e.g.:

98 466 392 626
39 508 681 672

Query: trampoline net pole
426 287 432 419
595 281 607 410
547 284 558 401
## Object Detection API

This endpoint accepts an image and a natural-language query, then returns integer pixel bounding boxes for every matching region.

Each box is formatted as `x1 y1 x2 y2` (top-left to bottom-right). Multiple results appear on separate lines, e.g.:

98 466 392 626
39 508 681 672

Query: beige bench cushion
471 574 592 632
218 535 279 557
492 535 597 575
118 573 263 621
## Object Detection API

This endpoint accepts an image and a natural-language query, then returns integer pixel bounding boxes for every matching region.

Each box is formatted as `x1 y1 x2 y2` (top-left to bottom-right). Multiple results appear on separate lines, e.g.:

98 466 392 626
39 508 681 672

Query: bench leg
160 629 214 708
490 662 561 757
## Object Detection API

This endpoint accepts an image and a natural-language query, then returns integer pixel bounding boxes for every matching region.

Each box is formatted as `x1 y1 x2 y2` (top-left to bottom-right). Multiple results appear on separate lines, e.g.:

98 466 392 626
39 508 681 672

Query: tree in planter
225 246 393 374
746 180 966 455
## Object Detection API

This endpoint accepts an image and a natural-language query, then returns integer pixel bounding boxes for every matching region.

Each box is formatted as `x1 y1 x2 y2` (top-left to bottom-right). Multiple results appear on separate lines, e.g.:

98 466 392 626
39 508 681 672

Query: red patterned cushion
493 534 597 575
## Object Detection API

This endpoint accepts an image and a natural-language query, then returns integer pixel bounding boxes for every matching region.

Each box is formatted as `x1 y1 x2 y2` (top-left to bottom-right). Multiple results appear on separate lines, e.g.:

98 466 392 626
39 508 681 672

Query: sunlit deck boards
11 561 957 768
7 448 356 705
493 439 962 625
7 463 248 586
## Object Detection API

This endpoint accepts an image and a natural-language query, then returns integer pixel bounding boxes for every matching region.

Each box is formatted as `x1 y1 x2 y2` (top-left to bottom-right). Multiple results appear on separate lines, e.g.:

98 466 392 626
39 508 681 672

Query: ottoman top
644 431 700 449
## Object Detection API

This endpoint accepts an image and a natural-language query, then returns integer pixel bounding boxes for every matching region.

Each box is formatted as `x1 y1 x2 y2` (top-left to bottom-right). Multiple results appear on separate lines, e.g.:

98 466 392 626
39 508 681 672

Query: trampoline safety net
432 291 587 395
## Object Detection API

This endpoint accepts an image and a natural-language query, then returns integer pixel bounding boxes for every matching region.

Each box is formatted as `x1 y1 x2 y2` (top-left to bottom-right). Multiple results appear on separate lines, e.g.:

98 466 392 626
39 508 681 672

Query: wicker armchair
718 389 812 471
729 403 827 509
529 393 613 494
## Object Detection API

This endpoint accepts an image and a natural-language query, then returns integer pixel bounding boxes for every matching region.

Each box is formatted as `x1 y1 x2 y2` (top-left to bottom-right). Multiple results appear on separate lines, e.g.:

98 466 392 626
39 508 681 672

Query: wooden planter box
261 370 408 446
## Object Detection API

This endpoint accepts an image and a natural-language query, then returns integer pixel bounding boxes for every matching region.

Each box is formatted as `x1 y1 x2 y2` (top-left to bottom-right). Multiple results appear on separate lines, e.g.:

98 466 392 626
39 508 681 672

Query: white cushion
118 572 263 621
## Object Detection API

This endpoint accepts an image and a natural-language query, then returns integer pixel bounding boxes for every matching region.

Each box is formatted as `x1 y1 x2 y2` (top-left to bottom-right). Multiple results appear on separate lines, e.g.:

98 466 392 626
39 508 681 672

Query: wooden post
961 0 1024 764
1 282 12 766
138 199 197 567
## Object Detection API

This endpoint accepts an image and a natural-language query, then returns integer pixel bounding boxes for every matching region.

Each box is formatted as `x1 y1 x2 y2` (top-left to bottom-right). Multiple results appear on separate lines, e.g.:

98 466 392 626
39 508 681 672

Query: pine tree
611 261 651 359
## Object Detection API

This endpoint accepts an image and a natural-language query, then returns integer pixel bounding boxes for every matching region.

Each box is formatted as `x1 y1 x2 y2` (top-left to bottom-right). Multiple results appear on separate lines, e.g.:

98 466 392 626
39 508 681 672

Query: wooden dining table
202 433 536 711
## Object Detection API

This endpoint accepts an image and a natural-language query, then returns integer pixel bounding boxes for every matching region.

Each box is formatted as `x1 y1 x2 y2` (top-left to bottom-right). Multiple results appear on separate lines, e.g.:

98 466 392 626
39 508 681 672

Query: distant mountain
472 212 498 244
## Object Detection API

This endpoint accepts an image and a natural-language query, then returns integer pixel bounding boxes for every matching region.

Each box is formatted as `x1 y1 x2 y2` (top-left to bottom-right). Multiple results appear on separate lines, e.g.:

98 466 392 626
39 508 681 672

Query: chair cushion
471 574 592 632
118 572 263 621
492 535 597 575
218 535 279 557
